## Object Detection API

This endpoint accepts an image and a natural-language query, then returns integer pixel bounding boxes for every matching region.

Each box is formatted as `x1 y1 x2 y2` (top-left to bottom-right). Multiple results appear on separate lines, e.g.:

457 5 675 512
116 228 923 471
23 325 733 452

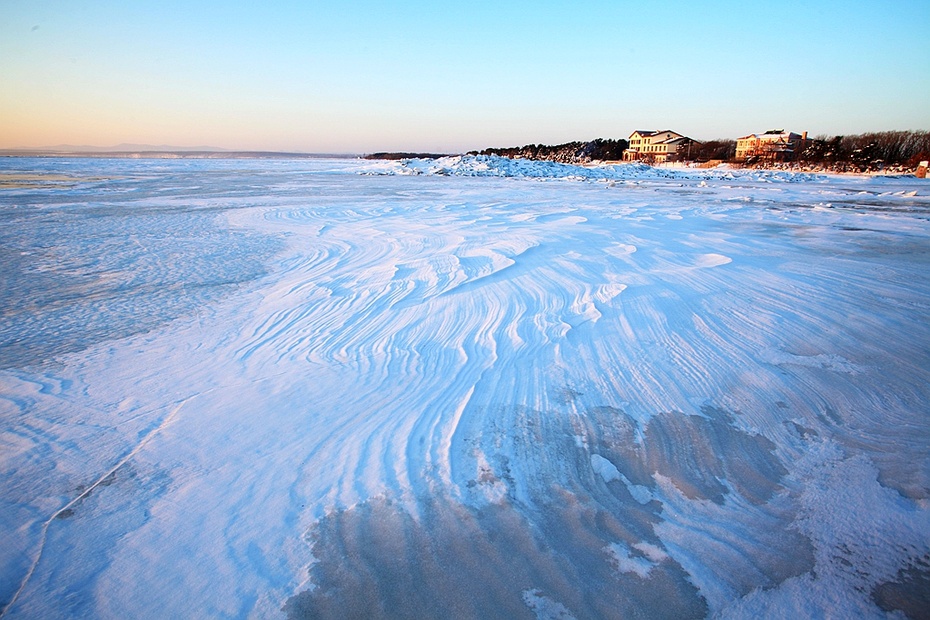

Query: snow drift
1 157 928 619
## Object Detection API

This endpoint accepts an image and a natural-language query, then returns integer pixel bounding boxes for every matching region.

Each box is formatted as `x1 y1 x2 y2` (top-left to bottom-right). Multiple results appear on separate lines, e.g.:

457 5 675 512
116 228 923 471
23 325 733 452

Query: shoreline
0 151 922 180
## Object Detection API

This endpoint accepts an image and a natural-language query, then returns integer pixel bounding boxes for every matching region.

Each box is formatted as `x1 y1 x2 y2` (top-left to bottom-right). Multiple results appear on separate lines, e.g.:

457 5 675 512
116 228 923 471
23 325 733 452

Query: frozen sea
1 156 929 619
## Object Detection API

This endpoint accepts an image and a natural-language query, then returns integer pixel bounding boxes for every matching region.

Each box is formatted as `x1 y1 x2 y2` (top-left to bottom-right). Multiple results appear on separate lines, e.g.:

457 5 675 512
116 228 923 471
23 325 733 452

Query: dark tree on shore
688 140 735 162
797 131 930 171
471 138 630 164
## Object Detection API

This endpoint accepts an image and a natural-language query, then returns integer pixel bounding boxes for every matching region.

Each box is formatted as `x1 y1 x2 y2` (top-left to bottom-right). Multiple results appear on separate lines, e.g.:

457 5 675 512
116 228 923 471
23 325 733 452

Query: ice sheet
1 157 928 618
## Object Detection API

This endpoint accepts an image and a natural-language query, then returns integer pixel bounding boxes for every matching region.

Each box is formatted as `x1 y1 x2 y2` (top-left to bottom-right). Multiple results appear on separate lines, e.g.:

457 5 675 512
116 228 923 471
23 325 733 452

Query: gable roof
658 136 700 145
739 130 804 141
629 129 684 139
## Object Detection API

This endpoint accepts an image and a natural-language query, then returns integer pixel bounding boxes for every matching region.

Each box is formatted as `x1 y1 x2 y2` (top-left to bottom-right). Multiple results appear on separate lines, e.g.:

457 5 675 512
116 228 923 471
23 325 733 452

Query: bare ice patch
285 403 807 619
715 444 930 619
284 493 708 620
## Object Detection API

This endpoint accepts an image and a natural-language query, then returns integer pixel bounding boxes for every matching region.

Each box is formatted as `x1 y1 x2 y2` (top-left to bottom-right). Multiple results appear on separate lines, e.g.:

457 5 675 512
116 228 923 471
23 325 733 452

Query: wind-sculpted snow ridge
362 154 828 184
1 158 929 619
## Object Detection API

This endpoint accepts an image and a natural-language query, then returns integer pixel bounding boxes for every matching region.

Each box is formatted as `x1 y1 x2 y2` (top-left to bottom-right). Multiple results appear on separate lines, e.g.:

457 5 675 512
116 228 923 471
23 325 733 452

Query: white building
623 130 698 163
735 130 809 161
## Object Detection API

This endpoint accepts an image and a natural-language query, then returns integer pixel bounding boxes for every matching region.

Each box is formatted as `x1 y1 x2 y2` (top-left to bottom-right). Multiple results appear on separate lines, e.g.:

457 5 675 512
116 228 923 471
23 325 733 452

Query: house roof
739 130 805 141
629 129 685 139
659 137 700 145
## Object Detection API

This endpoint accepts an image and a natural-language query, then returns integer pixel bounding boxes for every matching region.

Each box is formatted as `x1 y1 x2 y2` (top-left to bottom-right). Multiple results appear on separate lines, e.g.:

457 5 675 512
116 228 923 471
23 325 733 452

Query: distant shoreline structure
3 128 928 175
368 129 929 175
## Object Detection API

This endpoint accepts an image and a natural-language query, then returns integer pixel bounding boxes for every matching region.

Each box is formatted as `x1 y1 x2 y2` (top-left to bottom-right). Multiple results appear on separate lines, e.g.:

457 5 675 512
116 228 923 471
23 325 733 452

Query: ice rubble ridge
364 154 826 183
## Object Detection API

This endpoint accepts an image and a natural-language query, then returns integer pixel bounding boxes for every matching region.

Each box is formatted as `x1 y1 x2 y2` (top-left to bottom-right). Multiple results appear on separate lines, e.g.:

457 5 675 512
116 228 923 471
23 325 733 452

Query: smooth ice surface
1 157 929 619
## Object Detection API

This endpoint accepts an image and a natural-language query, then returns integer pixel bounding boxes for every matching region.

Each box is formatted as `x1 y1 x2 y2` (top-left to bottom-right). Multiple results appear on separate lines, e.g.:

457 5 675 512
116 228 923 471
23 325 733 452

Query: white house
623 130 698 163
735 130 809 161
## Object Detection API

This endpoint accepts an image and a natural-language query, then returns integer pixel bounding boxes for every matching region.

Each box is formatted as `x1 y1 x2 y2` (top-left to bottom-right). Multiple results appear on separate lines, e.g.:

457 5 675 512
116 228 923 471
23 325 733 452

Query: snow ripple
1 158 928 619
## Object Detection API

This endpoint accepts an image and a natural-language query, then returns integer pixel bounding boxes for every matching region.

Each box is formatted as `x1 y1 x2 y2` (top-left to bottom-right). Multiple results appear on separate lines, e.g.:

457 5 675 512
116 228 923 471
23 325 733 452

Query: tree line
469 139 628 164
466 130 929 172
796 131 930 170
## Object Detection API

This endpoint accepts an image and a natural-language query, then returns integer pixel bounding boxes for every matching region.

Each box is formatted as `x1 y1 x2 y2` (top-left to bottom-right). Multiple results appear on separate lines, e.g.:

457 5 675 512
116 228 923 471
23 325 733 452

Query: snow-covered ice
1 156 929 619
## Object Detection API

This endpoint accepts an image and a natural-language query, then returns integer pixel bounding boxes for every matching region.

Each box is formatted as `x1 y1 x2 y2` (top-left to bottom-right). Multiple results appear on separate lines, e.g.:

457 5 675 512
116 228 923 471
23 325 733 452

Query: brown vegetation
796 131 930 172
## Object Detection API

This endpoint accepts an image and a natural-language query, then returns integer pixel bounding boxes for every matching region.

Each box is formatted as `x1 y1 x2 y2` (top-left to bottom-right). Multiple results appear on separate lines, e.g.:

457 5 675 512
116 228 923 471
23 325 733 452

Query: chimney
802 131 808 140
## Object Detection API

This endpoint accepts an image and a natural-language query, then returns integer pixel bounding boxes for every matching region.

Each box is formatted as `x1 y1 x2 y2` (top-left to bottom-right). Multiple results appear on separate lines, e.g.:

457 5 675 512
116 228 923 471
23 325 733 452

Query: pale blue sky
2 1 928 152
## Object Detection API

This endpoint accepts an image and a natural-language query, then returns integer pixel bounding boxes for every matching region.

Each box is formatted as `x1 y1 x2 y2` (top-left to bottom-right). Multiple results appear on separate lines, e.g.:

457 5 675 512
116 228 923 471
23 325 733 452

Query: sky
1 0 928 153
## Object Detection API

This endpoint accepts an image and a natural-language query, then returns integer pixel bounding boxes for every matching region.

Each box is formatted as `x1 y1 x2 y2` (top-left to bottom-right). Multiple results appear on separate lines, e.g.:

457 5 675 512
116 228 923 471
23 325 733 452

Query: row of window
632 135 680 148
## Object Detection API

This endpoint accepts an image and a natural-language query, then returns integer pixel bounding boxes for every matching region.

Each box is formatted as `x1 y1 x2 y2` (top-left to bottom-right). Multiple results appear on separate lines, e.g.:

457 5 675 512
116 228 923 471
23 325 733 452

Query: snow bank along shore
1 156 929 619
362 153 830 183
